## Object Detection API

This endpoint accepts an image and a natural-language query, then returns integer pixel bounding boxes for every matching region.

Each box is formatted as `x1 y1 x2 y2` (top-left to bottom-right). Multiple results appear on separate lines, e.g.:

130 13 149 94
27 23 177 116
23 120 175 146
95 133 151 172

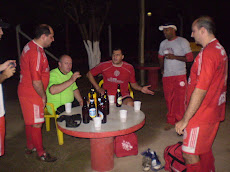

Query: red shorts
19 96 45 125
182 122 219 155
0 116 5 156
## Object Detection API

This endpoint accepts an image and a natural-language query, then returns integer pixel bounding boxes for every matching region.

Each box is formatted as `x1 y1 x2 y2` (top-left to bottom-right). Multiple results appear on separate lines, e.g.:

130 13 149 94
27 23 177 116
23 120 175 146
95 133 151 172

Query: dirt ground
0 75 230 172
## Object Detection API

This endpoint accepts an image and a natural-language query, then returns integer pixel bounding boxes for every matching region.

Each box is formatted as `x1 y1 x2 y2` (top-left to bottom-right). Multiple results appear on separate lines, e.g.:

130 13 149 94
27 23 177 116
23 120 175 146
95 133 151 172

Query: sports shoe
38 153 57 162
142 156 152 171
150 151 162 171
25 148 36 155
141 148 153 171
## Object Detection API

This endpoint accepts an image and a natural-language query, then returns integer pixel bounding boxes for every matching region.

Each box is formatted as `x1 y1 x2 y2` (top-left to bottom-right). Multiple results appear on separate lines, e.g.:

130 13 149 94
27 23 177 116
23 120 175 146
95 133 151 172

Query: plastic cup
93 117 102 130
119 110 127 122
134 101 141 111
108 95 115 104
65 103 72 114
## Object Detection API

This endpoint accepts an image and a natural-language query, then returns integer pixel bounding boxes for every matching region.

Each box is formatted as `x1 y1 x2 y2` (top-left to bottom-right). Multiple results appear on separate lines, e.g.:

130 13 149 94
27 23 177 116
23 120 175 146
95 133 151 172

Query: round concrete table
57 104 145 172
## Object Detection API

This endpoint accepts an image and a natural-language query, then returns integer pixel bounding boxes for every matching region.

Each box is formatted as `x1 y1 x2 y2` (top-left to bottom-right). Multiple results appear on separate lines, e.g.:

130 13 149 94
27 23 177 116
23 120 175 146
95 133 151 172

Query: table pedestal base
90 137 114 172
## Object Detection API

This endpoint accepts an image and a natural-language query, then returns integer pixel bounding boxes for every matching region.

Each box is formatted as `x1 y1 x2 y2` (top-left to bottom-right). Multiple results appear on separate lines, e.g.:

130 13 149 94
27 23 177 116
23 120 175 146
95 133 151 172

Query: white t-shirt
0 84 5 117
158 37 192 77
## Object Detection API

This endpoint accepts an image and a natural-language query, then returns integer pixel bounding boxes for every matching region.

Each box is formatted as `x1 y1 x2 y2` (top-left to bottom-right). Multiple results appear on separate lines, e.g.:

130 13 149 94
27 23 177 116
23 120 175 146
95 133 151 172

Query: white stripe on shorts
33 104 44 123
182 127 199 153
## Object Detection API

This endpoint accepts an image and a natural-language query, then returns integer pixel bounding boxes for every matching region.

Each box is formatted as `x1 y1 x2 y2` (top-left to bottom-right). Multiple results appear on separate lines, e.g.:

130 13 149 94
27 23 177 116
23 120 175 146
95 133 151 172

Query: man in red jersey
18 24 56 162
87 48 154 106
0 18 16 157
175 16 228 171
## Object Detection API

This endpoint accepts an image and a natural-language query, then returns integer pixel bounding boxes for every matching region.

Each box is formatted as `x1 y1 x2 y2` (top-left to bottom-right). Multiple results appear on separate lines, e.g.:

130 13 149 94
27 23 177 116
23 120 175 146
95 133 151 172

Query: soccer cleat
38 153 57 162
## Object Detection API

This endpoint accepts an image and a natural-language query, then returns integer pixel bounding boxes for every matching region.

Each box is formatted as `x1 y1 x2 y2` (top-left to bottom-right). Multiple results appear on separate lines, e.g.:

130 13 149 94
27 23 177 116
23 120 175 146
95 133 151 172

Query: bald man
46 55 83 114
18 24 56 162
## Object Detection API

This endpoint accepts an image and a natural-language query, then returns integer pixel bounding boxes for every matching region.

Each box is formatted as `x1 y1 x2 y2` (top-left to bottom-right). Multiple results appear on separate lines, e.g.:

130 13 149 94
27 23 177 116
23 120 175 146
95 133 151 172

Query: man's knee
182 152 200 164
122 98 134 107
32 123 42 128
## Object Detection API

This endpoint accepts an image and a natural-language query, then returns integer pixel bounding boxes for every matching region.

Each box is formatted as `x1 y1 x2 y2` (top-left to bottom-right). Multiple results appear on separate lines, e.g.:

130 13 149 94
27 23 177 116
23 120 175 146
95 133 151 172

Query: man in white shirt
158 23 194 130
0 18 16 156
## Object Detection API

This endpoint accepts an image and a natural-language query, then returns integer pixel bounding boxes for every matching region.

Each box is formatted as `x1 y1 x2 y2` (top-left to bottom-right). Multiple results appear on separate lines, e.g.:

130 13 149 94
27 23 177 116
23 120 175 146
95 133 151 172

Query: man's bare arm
130 83 154 95
175 88 207 135
166 54 187 62
86 71 104 94
49 72 81 95
32 80 46 107
158 57 164 74
0 66 16 83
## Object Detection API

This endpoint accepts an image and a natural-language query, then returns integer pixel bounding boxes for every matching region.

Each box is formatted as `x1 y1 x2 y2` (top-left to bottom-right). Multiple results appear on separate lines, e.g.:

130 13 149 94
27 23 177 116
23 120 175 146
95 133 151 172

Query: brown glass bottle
104 90 109 115
89 94 96 120
82 97 89 123
116 84 122 107
98 97 107 123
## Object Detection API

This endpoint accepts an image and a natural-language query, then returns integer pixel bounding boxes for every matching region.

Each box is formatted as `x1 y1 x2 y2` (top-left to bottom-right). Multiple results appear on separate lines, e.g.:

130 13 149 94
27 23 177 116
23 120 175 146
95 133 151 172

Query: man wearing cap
158 23 194 130
18 24 57 162
0 19 16 156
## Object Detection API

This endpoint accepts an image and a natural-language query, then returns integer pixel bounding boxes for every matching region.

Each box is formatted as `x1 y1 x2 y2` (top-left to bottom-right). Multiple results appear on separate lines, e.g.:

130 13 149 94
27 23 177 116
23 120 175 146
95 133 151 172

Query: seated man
46 55 83 114
86 48 154 106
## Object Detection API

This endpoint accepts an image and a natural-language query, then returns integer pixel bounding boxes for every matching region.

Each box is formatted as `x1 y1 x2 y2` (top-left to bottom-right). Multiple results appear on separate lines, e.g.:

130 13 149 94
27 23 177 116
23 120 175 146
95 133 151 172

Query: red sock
0 116 5 156
25 125 34 149
31 126 45 156
186 161 201 172
200 150 215 172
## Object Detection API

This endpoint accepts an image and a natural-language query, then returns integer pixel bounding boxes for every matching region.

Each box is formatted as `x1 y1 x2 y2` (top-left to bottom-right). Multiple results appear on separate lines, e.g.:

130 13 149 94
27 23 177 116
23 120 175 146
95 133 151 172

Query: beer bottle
98 96 107 123
97 93 101 114
82 97 89 124
88 85 97 107
116 84 122 107
89 94 96 120
104 90 110 115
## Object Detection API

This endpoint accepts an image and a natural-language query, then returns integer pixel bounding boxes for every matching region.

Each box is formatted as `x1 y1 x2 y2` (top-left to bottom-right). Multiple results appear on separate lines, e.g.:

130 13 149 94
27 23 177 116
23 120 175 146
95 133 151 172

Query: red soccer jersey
187 39 227 124
18 40 50 98
90 60 136 96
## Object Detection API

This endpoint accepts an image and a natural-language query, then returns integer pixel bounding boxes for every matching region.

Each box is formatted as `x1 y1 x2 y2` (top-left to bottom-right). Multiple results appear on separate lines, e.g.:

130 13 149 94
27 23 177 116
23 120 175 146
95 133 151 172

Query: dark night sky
0 0 229 67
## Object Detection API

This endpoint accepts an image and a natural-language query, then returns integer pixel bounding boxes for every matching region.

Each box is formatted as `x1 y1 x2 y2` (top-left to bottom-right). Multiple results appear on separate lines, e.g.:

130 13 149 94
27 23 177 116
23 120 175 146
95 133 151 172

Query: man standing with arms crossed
0 19 16 156
176 16 227 171
158 23 194 130
18 24 57 162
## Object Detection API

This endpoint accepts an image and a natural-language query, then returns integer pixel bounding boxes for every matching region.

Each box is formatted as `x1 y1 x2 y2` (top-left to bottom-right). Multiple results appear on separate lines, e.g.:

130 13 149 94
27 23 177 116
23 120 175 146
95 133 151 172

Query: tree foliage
59 0 111 42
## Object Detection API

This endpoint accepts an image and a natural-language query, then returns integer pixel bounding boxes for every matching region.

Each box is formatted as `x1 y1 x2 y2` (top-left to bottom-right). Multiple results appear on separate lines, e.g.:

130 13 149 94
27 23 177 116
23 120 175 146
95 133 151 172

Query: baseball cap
0 19 10 29
159 23 177 31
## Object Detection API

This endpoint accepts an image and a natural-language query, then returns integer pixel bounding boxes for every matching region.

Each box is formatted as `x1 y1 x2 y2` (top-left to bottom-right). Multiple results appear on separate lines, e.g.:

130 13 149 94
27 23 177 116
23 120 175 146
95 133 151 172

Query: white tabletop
57 104 145 138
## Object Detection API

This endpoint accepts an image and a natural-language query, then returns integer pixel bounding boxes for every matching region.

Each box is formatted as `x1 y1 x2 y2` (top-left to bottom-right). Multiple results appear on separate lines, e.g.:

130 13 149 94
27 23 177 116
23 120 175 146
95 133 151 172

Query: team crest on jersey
179 81 185 87
114 70 120 77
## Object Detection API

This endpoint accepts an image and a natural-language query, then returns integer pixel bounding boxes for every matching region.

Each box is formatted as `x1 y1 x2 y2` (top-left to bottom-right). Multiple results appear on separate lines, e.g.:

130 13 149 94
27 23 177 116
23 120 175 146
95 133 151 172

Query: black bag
57 114 82 128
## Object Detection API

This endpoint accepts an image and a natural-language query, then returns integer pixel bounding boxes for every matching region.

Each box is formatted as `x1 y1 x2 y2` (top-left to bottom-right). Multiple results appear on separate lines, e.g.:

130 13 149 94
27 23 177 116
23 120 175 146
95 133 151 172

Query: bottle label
89 108 96 118
98 110 104 120
117 97 122 105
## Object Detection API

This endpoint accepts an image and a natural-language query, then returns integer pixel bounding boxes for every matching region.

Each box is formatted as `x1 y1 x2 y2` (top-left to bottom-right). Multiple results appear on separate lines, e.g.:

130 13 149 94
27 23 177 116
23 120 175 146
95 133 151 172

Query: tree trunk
83 40 101 69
